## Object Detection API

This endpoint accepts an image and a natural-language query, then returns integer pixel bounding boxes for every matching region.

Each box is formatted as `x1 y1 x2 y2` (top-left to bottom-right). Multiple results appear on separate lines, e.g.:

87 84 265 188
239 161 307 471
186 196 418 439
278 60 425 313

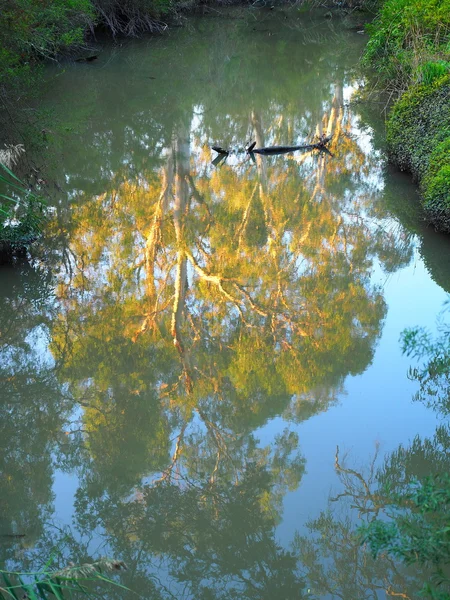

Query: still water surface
1 8 450 599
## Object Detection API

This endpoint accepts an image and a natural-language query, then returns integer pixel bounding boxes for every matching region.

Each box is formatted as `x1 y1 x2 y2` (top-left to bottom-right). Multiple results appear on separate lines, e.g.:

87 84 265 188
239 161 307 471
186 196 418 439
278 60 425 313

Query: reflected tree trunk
171 123 190 356
145 149 173 299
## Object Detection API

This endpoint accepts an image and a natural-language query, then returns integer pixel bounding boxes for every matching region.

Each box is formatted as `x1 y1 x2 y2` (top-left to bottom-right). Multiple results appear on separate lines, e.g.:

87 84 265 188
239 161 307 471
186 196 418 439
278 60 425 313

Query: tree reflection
0 264 70 558
294 436 447 600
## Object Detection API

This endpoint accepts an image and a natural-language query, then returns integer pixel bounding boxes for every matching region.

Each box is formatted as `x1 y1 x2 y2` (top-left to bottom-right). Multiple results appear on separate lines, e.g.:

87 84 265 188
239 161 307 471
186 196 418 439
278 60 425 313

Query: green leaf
43 550 57 571
0 585 16 600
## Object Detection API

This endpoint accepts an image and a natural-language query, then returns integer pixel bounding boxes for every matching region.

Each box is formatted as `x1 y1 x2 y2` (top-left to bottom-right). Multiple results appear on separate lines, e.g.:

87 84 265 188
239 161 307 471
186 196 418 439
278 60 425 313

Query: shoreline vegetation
361 0 450 233
0 0 449 260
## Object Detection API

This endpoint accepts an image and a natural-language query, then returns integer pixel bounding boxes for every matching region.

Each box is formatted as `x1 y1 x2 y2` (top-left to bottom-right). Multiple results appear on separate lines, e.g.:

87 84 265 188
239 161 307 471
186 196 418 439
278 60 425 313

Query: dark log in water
249 136 332 155
211 136 332 158
211 146 229 155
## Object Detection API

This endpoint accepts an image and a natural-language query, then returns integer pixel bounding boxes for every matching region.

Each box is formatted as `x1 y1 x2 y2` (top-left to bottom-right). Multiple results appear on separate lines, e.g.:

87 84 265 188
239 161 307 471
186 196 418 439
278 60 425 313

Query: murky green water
1 7 449 599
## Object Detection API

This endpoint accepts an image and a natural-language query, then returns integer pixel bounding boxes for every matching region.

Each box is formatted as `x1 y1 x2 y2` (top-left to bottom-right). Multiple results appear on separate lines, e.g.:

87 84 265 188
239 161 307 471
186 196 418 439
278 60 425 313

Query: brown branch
150 423 187 486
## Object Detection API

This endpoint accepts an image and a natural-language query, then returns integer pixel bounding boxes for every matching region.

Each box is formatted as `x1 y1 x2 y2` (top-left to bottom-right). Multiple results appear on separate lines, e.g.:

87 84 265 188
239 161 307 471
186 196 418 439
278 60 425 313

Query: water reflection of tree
293 432 449 600
50 86 408 431
70 434 306 600
0 264 70 557
294 327 450 600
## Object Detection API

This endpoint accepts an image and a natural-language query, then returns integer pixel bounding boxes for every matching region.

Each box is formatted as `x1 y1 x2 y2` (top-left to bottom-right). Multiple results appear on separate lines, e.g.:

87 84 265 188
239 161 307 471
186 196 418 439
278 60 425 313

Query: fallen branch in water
248 135 332 155
211 135 332 159
211 146 229 155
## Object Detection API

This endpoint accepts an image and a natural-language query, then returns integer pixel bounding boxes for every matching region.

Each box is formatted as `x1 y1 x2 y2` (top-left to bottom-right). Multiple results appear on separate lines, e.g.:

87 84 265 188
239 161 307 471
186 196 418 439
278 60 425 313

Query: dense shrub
364 0 450 233
423 165 450 232
386 75 450 232
92 0 176 36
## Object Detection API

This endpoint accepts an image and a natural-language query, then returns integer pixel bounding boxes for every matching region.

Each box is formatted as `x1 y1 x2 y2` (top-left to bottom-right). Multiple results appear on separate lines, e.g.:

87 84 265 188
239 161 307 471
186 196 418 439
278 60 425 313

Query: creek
1 7 449 599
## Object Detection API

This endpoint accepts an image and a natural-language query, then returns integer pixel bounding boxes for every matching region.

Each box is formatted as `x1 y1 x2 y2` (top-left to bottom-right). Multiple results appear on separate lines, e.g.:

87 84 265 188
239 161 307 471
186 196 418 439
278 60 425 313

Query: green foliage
359 475 450 598
423 138 450 232
386 76 450 178
363 0 450 232
423 165 450 232
0 558 128 600
420 60 450 86
359 305 450 598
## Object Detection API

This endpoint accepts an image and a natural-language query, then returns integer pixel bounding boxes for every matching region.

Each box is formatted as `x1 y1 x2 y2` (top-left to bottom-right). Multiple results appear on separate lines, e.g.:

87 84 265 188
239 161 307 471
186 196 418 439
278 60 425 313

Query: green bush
387 75 450 176
423 165 450 232
365 0 450 234
424 140 450 233
0 1 94 59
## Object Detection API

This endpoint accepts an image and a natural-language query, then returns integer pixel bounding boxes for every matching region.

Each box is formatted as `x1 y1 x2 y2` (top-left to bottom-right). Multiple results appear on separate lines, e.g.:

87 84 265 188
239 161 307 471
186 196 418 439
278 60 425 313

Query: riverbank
362 0 450 232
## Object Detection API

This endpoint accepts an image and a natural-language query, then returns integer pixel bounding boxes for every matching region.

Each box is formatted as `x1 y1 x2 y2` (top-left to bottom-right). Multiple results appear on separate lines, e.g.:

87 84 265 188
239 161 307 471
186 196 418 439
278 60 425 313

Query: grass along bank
363 0 450 233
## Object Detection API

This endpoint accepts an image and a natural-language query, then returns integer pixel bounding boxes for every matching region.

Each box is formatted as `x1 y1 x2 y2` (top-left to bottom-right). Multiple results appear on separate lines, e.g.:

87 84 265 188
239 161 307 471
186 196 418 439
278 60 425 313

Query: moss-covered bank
387 76 450 233
363 0 450 232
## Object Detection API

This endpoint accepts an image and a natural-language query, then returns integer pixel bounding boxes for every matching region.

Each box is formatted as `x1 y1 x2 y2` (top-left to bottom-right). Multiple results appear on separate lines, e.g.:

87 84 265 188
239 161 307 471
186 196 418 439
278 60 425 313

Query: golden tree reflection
48 90 415 492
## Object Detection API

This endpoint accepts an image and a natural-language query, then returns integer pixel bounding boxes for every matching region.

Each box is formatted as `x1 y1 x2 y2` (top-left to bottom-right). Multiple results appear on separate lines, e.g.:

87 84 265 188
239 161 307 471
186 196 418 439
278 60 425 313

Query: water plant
0 558 128 600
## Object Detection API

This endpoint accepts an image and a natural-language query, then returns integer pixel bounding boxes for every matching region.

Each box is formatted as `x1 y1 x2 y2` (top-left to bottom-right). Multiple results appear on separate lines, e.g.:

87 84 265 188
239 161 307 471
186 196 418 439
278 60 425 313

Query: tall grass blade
35 581 51 600
0 193 19 204
0 162 23 184
48 579 65 600
0 558 130 600
1 574 18 600
19 576 39 600
43 550 57 571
